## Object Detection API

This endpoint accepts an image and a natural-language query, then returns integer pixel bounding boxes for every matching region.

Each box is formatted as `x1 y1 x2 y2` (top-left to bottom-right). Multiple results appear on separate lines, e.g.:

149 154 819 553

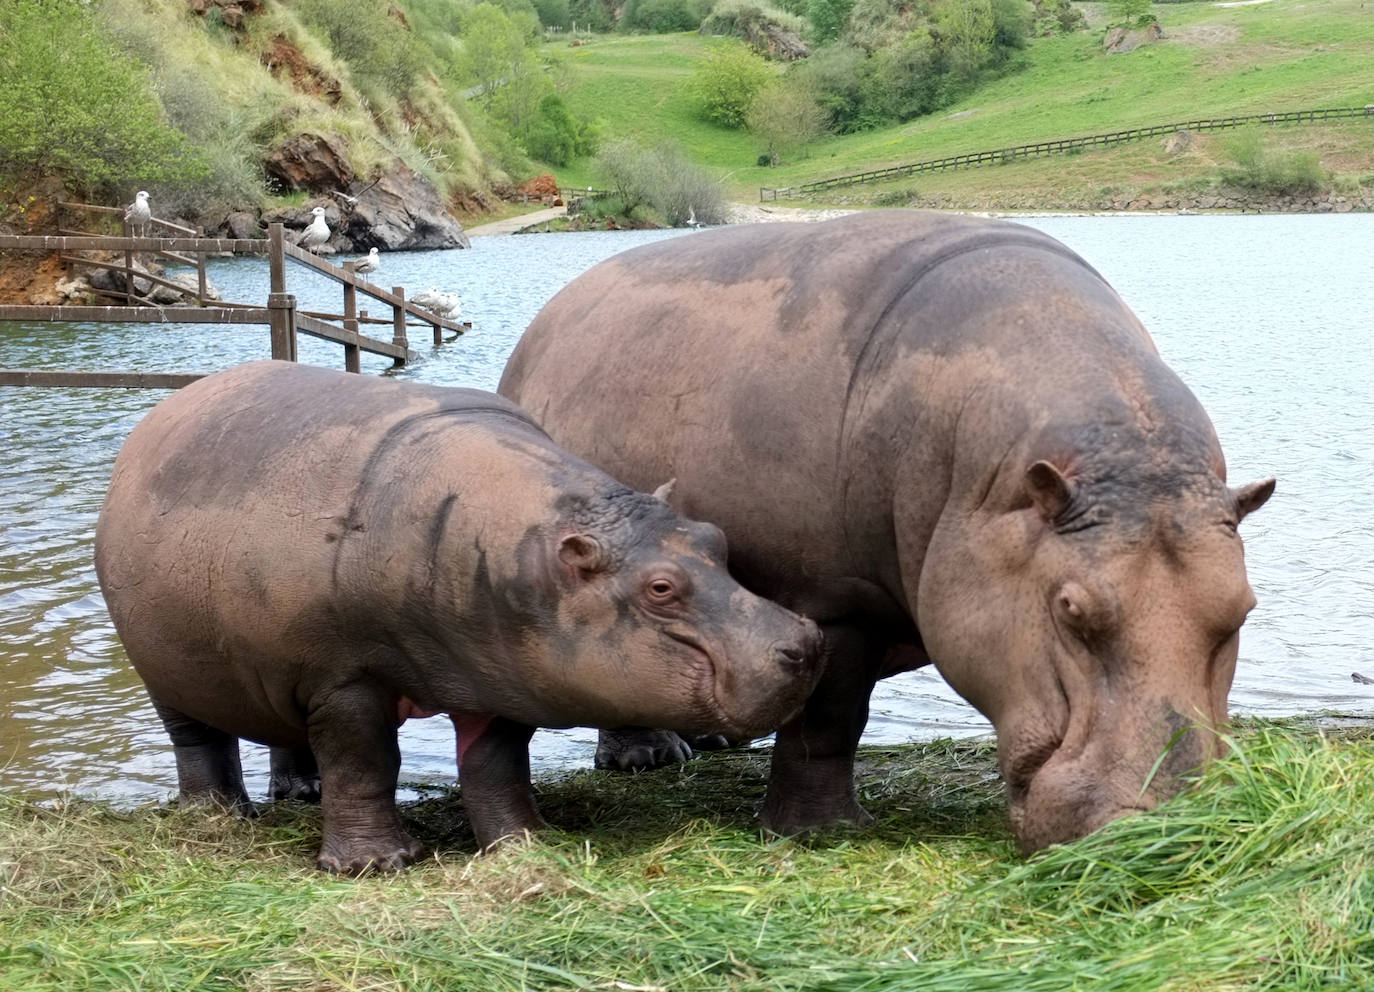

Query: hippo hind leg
149 694 255 815
268 746 321 802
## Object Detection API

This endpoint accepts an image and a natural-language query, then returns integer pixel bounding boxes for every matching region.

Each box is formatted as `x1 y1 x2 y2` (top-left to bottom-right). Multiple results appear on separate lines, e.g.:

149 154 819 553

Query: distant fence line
759 106 1374 202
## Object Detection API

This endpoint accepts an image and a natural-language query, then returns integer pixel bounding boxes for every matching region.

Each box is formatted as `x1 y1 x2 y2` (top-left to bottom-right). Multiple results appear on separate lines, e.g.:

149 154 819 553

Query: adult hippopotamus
499 210 1275 852
95 360 821 872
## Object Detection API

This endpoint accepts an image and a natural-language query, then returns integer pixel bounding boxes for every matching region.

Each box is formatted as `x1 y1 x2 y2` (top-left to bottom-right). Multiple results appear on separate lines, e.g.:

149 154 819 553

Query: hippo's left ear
1026 461 1076 521
558 533 608 574
1231 478 1276 521
652 478 676 504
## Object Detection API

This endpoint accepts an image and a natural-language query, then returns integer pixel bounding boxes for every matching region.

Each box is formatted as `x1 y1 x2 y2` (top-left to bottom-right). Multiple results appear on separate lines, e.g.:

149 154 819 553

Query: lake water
1 213 1370 804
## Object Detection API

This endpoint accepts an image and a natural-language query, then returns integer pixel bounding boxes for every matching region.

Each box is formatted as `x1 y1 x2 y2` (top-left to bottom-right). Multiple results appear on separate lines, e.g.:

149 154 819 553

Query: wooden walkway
0 218 467 388
760 105 1374 201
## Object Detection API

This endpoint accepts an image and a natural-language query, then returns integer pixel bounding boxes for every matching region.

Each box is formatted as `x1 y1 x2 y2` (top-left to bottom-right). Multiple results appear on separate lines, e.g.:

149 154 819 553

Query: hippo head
918 411 1274 853
531 483 823 739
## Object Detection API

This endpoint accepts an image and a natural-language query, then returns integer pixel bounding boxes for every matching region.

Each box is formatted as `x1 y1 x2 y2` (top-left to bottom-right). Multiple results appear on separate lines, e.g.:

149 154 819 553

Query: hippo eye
646 578 677 603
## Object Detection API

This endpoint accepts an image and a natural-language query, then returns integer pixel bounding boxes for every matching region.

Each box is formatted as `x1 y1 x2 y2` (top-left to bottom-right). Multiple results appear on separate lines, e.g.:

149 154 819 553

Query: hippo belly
500 210 1273 852
96 360 821 872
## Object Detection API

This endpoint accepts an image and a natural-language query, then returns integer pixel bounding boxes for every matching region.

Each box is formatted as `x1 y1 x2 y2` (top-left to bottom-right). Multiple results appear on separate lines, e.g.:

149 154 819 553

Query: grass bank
550 0 1374 205
3 722 1372 990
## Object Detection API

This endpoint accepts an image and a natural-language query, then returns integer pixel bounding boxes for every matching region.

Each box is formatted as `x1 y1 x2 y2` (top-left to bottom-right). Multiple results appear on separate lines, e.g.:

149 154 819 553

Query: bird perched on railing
352 247 380 274
296 207 330 252
124 191 151 237
412 286 462 320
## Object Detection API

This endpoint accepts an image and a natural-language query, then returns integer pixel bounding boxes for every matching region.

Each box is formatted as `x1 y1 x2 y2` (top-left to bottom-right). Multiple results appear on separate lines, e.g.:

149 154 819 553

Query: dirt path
464 205 567 237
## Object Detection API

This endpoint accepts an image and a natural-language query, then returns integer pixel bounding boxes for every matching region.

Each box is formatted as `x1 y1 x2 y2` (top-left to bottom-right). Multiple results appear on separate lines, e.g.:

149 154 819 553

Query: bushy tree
291 0 426 100
620 0 713 32
459 3 533 104
1106 0 1154 26
532 0 574 29
0 0 204 197
689 42 774 128
808 0 856 42
934 0 995 83
525 94 598 165
746 81 827 164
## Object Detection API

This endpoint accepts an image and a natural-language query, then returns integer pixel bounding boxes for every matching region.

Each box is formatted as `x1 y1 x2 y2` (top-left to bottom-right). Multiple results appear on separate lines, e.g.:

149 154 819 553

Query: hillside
550 0 1374 207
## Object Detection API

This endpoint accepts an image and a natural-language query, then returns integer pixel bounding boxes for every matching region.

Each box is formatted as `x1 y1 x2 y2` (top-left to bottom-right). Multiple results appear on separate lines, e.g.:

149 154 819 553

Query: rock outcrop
341 162 471 250
263 133 355 195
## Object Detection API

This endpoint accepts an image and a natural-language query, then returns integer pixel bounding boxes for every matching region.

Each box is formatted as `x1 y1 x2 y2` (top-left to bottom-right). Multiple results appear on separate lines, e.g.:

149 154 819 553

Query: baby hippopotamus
95 360 821 873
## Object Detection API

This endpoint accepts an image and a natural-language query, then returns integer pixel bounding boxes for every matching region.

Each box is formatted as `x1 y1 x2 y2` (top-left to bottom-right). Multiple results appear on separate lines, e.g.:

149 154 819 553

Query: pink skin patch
453 714 494 765
396 697 440 724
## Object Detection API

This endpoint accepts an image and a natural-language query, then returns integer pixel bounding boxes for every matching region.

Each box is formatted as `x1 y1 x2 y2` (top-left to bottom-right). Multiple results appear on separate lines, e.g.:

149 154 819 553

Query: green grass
550 0 1374 202
3 723 1372 990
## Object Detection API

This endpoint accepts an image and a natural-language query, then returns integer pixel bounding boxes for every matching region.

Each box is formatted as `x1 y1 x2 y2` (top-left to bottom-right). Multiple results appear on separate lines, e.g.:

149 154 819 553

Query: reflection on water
1 215 1370 804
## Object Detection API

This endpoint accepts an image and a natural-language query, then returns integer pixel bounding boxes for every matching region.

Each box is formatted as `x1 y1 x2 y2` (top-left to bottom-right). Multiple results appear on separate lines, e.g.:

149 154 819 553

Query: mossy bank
3 721 1371 991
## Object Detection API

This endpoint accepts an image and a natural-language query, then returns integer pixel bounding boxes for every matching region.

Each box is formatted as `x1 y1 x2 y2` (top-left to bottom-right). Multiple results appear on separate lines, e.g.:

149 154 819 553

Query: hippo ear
652 478 676 504
1026 461 1075 521
1231 478 1275 521
558 533 607 574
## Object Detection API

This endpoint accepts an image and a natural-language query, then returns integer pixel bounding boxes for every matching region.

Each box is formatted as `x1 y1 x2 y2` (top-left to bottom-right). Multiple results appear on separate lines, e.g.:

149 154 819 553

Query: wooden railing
0 220 468 387
760 106 1374 201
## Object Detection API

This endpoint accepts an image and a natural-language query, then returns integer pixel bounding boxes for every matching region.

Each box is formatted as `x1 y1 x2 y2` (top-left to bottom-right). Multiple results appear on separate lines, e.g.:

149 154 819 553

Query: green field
3 724 1372 990
549 0 1374 202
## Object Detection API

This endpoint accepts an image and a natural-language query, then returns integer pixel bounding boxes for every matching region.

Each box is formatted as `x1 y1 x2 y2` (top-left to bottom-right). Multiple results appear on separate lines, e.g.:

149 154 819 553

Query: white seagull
412 286 462 321
685 206 701 229
297 207 330 252
352 247 380 274
124 191 151 236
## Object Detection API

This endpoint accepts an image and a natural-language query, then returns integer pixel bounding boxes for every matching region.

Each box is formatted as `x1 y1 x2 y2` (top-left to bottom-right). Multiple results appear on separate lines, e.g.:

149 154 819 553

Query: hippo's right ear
1231 478 1276 521
1026 461 1076 521
558 534 608 574
652 478 676 504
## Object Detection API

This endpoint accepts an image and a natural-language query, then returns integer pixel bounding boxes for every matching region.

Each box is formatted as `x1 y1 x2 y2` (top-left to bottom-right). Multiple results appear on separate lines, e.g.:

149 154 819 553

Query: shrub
700 0 809 47
595 139 725 224
620 0 713 32
807 0 857 42
532 0 574 29
689 42 775 127
291 0 426 100
0 0 206 198
568 0 617 31
1220 127 1326 195
524 93 598 165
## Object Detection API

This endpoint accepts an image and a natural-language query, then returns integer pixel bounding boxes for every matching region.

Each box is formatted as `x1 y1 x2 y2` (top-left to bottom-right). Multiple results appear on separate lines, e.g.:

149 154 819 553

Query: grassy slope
3 725 1372 991
550 0 1374 201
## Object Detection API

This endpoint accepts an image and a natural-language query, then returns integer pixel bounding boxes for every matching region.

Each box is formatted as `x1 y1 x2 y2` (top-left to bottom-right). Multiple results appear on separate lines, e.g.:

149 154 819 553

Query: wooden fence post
123 219 135 301
342 261 360 373
195 226 208 303
267 223 296 361
392 286 409 353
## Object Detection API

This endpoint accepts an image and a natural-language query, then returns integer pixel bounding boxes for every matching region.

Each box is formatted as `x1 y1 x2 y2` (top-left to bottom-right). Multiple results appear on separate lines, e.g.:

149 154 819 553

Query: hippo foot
682 733 744 752
316 832 425 875
594 727 693 772
268 772 322 803
759 795 874 836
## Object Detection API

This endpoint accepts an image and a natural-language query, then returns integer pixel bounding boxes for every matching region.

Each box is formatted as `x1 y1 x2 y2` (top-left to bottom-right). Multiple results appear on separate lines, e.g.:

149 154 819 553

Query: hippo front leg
761 623 884 834
307 683 423 874
454 715 543 850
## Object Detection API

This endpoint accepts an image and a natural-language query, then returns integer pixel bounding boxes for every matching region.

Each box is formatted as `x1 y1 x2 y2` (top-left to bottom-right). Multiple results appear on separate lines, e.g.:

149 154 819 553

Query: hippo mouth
661 626 755 737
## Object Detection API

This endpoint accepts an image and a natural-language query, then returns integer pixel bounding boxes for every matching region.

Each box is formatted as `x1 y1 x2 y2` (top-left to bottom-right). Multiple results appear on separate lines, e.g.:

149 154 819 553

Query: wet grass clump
2 724 1371 991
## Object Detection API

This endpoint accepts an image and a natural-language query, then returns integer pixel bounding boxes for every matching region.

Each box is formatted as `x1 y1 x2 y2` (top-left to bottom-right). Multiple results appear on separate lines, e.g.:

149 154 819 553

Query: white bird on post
352 247 380 274
124 190 151 237
297 207 330 252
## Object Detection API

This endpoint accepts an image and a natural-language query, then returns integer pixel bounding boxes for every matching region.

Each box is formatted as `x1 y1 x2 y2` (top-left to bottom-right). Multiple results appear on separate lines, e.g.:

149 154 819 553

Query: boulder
519 173 561 203
1105 21 1163 54
341 162 470 250
223 211 263 240
1162 129 1195 155
263 132 354 194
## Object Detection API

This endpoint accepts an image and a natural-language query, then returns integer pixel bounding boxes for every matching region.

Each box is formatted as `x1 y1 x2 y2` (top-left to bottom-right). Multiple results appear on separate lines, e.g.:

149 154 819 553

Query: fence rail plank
0 369 206 389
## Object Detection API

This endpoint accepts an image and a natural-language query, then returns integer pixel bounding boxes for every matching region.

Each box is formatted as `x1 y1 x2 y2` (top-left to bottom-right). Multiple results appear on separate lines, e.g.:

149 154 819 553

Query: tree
458 3 532 105
689 42 775 128
808 0 856 42
0 0 204 197
1106 0 1153 26
746 81 827 165
934 0 995 83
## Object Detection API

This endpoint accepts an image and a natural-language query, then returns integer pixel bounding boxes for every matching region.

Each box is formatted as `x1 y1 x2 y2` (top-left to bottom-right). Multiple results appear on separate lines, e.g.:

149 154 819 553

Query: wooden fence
0 220 467 388
760 106 1374 201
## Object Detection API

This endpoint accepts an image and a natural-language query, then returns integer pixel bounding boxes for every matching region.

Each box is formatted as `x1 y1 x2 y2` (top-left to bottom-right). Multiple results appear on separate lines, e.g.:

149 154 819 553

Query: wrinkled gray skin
95 361 821 872
499 211 1275 852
